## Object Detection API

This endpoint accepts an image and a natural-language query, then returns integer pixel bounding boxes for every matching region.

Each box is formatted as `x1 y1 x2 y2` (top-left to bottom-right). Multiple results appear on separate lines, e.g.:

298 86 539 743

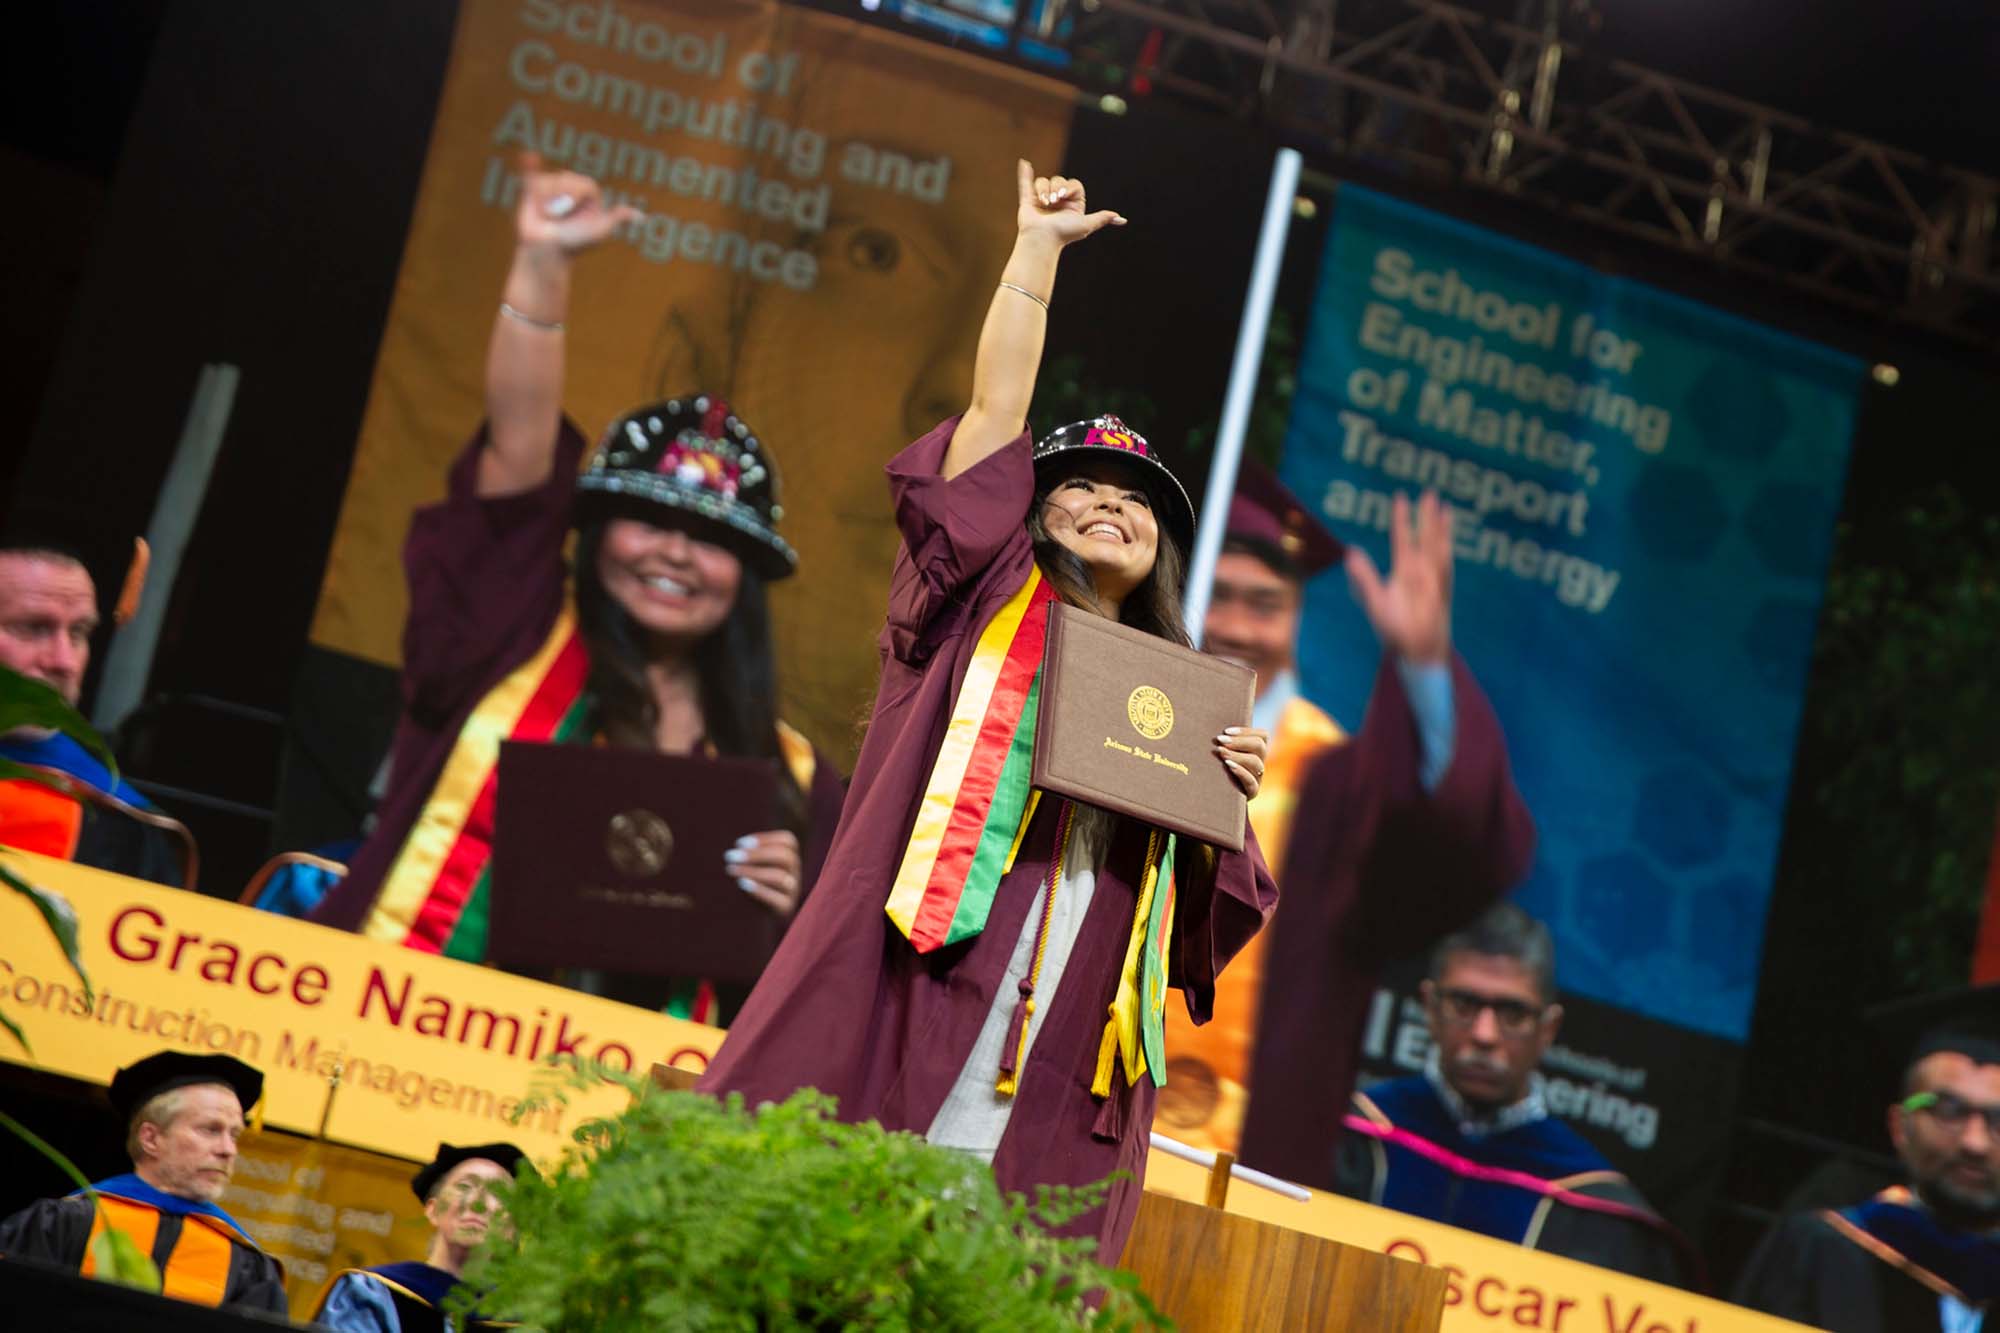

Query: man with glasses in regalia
1333 904 1689 1284
1736 989 2000 1331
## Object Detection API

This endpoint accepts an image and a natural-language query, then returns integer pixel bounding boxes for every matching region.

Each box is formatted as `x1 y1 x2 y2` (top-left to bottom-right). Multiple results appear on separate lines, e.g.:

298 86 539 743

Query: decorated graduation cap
1224 460 1344 582
1866 984 2000 1097
411 1141 529 1203
1032 415 1196 553
107 1051 263 1124
574 394 797 581
0 503 150 625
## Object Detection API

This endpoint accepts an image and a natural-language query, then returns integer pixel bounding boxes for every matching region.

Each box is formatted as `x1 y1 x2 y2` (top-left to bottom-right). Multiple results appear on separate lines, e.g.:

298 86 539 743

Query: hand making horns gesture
1016 159 1127 246
513 150 642 257
1348 490 1455 666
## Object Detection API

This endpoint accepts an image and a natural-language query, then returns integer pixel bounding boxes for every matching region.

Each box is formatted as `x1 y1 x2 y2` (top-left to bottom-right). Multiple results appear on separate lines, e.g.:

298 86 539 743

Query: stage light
1871 363 1900 387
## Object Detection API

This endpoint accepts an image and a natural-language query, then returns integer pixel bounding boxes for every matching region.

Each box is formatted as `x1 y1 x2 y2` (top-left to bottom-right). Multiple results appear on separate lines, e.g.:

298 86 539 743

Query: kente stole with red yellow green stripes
363 606 591 958
885 566 1178 1090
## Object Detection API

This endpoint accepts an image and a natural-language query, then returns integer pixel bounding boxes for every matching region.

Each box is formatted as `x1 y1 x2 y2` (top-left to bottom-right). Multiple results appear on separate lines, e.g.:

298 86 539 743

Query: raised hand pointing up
945 162 1127 478
513 151 642 258
1016 158 1127 246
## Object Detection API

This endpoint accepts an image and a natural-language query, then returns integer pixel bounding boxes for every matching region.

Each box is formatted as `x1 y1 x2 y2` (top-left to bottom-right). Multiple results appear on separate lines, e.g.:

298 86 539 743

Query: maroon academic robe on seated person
699 418 1279 1260
1237 652 1536 1186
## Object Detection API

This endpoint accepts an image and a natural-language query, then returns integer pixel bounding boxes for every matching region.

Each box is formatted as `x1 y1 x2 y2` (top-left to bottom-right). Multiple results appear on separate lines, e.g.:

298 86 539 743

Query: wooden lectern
1119 1188 1445 1332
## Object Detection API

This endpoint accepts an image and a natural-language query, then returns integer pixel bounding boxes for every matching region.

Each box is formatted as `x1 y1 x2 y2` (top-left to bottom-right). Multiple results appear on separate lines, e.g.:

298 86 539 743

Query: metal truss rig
1070 0 2000 352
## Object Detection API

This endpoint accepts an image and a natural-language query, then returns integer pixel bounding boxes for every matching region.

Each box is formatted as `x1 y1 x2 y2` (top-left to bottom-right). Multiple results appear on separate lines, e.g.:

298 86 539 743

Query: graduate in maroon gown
1235 471 1538 1185
701 162 1279 1259
311 155 845 1021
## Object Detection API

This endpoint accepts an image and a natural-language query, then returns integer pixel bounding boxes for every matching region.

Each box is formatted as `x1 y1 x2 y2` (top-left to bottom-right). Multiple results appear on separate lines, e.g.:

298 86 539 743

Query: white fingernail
737 877 757 894
546 193 576 218
723 849 748 865
1222 726 1244 736
734 835 758 849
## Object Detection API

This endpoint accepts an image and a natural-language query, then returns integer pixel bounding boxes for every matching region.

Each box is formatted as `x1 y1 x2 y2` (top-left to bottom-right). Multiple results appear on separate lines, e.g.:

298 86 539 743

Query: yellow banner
2 854 1812 1330
222 1130 428 1320
1144 1153 1813 1333
0 851 723 1163
309 0 1072 757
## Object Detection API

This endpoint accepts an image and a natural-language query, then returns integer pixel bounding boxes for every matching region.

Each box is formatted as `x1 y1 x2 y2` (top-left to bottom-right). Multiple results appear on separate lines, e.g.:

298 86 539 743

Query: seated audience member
1335 905 1689 1284
0 1051 286 1313
1734 996 2000 1331
0 511 192 887
313 1142 525 1333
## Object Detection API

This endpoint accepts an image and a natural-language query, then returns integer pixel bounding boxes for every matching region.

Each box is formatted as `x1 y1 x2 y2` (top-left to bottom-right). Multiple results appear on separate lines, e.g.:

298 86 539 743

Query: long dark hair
572 520 807 835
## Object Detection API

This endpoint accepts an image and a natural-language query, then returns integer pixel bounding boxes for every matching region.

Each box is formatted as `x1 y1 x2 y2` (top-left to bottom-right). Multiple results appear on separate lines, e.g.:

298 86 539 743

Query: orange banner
309 0 1072 755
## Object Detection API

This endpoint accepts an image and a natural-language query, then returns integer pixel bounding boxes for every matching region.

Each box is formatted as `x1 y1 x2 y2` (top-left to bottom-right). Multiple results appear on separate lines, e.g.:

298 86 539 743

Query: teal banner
1282 186 1863 1044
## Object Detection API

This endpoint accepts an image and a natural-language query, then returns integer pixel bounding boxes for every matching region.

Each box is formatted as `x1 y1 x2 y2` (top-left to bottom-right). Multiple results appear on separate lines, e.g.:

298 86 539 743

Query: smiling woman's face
595 518 743 645
1039 458 1161 606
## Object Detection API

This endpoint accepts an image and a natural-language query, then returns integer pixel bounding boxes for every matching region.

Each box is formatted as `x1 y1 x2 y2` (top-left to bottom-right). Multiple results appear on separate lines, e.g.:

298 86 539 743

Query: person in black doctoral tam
0 1050 287 1312
312 1142 527 1333
1734 986 2000 1332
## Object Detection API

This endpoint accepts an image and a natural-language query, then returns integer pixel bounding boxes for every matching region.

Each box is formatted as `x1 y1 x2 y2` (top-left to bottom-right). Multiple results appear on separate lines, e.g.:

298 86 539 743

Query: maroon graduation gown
699 418 1279 1259
1238 651 1537 1186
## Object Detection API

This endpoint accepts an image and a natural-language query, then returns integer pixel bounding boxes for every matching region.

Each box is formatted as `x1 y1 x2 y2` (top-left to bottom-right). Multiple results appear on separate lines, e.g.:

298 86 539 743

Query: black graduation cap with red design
574 394 796 581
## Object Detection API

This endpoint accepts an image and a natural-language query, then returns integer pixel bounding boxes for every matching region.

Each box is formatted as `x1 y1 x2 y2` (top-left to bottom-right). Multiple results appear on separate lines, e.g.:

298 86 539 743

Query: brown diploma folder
487 742 781 980
1030 603 1255 851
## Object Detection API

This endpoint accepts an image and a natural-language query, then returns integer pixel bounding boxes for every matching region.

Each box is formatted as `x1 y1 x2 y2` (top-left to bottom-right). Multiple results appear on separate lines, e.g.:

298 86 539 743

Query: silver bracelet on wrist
998 281 1049 312
500 301 565 332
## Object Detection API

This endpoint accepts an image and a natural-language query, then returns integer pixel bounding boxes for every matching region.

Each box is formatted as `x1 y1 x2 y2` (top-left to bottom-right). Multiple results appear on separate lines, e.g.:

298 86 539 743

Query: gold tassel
995 800 1068 1096
995 995 1037 1097
1092 1006 1120 1098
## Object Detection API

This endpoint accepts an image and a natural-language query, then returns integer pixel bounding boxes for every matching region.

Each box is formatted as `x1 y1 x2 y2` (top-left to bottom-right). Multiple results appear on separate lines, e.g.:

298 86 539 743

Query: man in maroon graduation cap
1164 463 1537 1188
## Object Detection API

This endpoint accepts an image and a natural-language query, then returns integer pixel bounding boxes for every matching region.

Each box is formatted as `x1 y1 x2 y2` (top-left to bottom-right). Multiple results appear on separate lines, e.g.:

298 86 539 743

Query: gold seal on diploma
1128 686 1175 741
606 809 675 876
